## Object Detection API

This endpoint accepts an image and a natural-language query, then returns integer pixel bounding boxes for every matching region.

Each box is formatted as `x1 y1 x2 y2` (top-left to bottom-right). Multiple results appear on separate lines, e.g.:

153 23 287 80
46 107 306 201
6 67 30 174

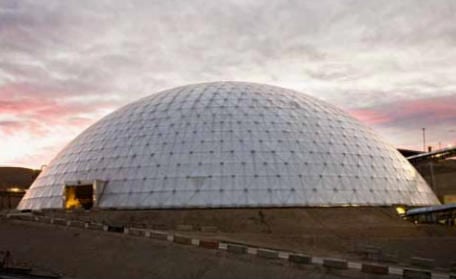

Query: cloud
1 0 456 167
0 81 121 167
349 95 456 150
350 95 456 127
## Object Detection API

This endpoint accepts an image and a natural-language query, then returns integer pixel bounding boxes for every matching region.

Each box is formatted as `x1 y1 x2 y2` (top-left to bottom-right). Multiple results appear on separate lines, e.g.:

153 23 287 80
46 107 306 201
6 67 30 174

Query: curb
361 263 389 275
323 258 349 270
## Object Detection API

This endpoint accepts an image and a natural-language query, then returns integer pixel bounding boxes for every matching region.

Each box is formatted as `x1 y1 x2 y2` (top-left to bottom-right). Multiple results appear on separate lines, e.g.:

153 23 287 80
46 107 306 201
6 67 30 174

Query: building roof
407 203 456 216
406 146 456 163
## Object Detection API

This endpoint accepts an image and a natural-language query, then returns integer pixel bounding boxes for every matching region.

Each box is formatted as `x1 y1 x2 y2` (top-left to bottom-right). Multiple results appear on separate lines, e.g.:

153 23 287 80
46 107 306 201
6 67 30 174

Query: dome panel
18 82 439 210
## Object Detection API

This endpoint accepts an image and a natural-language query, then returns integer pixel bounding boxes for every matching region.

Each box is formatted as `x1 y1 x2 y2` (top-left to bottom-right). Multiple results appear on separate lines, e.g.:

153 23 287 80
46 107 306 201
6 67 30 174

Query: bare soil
39 207 456 267
2 207 455 278
0 220 393 279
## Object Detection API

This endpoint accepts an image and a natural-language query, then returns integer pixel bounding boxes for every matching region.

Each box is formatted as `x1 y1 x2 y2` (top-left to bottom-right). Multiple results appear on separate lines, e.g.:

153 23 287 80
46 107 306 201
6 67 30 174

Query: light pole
422 128 426 152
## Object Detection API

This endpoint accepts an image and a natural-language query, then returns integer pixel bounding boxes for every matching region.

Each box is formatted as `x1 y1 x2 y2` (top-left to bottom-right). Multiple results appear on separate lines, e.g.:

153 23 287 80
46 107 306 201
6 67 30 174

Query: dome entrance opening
63 180 107 210
64 184 93 210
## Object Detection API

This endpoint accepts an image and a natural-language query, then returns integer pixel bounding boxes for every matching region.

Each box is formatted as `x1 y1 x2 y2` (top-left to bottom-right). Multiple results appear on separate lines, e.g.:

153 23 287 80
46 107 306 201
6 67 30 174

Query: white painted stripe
389 266 403 275
312 257 323 265
191 239 200 246
219 243 228 250
247 247 258 255
348 262 362 270
278 252 289 260
166 235 174 241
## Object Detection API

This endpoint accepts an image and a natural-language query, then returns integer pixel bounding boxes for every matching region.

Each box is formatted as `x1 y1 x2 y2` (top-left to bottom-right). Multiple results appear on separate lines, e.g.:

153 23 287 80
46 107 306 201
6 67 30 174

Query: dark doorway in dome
64 184 93 210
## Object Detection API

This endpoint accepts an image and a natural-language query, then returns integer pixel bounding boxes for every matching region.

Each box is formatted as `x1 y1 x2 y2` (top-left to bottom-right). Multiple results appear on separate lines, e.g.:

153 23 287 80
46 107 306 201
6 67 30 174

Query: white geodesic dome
18 82 439 210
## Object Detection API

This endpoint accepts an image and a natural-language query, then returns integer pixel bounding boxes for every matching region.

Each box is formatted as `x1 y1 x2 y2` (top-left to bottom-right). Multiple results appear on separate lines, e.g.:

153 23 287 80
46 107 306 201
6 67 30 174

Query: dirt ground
41 207 413 236
0 220 393 279
41 207 456 267
2 207 455 278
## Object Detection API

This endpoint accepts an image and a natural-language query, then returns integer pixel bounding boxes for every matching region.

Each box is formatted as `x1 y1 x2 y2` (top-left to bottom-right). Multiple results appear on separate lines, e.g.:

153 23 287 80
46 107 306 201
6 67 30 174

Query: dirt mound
0 167 40 189
46 207 416 236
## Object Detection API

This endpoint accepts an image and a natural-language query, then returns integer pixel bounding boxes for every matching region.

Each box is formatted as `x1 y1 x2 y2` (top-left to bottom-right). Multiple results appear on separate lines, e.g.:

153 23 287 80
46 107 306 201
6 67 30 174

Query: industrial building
409 148 456 204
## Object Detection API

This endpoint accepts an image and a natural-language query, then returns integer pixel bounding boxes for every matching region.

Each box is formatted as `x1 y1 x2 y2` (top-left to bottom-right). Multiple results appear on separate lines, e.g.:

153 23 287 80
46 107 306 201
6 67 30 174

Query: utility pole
422 128 426 152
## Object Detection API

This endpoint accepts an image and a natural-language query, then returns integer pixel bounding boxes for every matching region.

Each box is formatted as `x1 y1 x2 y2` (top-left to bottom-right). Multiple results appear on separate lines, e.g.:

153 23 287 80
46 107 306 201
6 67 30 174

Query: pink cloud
0 82 119 122
349 109 392 125
0 120 22 133
0 82 122 167
349 94 456 127
349 94 456 151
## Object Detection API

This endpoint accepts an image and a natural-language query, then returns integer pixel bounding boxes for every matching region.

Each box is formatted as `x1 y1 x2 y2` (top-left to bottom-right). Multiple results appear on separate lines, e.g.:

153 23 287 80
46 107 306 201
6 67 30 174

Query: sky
0 0 455 169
